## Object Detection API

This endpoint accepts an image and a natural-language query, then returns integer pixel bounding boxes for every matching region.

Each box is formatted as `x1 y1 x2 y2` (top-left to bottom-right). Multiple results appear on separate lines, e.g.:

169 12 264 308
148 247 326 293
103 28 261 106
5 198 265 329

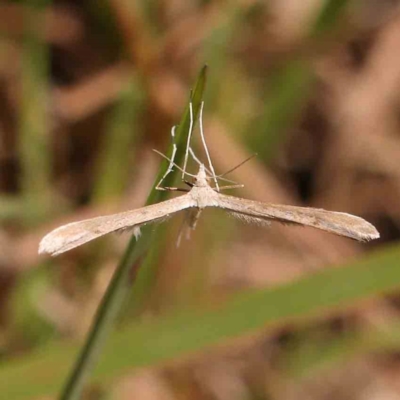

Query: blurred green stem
252 0 350 161
58 66 207 400
20 3 51 206
93 75 142 203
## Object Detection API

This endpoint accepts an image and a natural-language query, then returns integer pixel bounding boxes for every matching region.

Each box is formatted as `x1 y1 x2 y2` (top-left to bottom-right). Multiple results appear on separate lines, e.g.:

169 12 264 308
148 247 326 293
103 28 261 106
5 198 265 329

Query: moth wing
228 211 272 228
215 193 379 242
39 195 196 256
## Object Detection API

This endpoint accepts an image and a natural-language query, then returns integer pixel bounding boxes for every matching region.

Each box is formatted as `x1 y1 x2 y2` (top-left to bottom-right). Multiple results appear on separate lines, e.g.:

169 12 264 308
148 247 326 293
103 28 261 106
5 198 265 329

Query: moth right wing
215 193 379 242
39 194 196 256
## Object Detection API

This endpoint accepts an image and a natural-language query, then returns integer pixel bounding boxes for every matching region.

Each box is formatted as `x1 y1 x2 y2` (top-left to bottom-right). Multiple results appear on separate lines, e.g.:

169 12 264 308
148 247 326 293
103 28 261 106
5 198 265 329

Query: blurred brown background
1 1 400 399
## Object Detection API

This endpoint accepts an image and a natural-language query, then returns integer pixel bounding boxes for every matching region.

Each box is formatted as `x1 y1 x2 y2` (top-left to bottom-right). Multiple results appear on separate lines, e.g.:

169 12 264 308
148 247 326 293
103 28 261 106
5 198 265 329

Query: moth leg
184 180 194 188
182 101 195 181
155 126 178 190
161 187 190 192
198 101 219 191
188 147 212 175
216 184 245 191
176 208 202 247
188 208 202 230
176 209 192 247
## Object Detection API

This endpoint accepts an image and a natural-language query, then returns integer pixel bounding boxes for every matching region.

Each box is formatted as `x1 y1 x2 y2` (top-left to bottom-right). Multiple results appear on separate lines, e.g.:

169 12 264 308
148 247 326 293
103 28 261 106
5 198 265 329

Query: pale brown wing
214 193 379 242
39 195 196 256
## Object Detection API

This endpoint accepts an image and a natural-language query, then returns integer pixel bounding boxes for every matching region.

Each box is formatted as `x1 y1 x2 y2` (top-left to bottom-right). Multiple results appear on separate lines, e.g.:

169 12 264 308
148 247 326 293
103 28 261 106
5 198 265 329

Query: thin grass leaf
282 321 400 380
57 66 208 400
19 4 51 223
251 0 350 161
92 74 143 203
309 0 349 38
123 66 209 313
2 243 400 400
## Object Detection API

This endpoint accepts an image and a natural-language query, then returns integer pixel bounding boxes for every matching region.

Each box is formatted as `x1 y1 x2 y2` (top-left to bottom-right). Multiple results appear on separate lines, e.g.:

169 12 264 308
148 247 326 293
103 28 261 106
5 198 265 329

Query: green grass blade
19 3 51 222
92 75 143 203
251 0 351 161
57 66 208 400
2 243 400 399
309 0 349 38
253 60 313 161
125 65 208 313
282 321 400 381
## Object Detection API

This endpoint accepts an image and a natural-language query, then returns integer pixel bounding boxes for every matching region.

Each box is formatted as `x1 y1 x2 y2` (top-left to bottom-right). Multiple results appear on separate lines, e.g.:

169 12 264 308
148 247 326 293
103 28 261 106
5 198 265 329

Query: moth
39 102 379 256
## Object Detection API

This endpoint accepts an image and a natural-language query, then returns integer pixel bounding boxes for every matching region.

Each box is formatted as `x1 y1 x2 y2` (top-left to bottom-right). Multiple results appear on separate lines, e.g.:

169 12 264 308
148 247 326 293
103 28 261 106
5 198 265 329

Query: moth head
193 164 210 187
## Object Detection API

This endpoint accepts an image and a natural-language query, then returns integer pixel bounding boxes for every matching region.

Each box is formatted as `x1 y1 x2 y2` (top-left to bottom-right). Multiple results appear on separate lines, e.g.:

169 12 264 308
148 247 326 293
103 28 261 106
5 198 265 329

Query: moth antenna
153 149 197 178
215 176 241 184
189 145 241 186
189 147 212 174
218 153 257 178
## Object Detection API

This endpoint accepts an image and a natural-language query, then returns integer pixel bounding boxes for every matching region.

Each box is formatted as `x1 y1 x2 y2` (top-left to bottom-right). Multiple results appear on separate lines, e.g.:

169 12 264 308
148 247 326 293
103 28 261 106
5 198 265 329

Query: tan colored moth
39 102 379 256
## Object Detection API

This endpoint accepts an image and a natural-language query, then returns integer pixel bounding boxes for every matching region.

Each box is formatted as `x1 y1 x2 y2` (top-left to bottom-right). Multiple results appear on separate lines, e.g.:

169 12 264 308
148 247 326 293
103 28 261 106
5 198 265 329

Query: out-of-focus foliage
1 1 400 400
4 243 400 399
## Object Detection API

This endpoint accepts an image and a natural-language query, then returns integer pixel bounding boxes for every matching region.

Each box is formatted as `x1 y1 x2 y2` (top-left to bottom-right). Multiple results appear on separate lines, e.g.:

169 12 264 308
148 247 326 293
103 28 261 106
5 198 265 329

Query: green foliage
0 2 395 400
2 243 400 399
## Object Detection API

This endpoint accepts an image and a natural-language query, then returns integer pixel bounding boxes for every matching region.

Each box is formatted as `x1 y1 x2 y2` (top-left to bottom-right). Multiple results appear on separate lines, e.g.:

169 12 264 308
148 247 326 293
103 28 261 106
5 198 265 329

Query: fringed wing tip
357 223 380 242
38 235 59 256
38 223 90 256
38 229 71 256
337 213 380 242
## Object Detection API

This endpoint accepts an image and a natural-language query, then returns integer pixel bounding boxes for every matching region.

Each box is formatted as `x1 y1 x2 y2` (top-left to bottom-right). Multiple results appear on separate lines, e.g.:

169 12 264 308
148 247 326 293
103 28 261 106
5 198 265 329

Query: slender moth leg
156 126 178 190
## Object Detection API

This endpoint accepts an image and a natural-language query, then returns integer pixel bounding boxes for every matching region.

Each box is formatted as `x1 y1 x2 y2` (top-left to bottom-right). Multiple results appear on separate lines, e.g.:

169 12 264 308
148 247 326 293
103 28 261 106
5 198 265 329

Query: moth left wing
39 194 196 256
214 193 379 242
